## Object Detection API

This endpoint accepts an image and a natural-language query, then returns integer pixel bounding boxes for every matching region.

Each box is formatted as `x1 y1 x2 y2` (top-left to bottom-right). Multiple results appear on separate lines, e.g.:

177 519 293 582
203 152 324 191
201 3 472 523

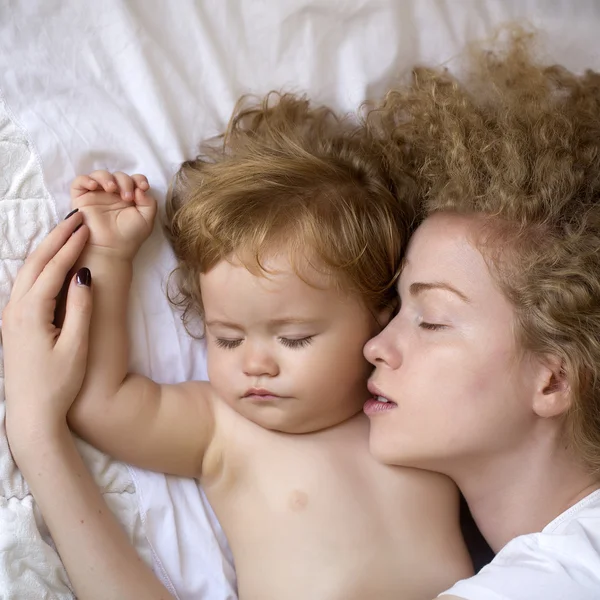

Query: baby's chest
244 445 360 511
211 448 415 599
206 437 425 598
216 438 395 535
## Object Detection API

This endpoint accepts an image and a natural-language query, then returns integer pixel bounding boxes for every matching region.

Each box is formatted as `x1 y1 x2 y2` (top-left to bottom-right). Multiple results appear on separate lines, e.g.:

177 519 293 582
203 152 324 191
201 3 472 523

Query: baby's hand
70 170 157 260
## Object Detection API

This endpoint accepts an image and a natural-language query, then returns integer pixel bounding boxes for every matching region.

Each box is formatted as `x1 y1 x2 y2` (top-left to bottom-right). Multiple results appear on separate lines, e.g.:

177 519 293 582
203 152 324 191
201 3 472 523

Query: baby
68 94 472 599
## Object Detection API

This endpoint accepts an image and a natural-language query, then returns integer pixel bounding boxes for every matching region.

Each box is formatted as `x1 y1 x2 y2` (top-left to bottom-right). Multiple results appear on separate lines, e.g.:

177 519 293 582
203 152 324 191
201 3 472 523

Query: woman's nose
363 322 402 369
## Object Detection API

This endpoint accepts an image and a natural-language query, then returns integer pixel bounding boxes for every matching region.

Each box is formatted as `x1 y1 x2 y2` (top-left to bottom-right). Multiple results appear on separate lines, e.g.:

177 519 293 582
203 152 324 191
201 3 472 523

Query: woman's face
364 212 545 473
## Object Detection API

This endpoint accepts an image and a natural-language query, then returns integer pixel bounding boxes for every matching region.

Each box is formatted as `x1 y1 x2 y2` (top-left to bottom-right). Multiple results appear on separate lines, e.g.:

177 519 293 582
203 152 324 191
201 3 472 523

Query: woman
2 213 173 599
364 32 600 598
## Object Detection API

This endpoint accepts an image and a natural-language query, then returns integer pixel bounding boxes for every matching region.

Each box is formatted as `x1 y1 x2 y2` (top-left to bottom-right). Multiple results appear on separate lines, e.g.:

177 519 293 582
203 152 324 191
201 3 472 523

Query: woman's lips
363 396 398 415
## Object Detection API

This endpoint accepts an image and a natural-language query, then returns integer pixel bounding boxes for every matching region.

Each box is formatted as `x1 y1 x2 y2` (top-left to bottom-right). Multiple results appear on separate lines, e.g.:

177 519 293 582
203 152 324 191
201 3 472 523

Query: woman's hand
3 210 92 446
2 207 173 600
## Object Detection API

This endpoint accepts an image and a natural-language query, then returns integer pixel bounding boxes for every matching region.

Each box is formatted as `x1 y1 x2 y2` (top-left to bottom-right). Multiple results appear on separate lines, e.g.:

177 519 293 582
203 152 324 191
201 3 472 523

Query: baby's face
200 254 379 433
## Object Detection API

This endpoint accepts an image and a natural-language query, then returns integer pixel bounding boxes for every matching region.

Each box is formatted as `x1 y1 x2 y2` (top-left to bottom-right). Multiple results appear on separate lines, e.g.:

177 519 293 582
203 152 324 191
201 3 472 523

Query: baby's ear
532 355 572 418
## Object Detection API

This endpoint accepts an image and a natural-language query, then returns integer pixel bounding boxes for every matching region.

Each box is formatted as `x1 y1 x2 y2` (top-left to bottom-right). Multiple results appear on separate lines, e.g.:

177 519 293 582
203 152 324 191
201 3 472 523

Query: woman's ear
532 355 572 418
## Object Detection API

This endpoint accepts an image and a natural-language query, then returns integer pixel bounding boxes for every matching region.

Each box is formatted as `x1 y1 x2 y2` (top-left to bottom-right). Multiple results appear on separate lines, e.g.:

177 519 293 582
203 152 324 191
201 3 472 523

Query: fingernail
76 267 92 287
64 208 79 220
73 223 83 233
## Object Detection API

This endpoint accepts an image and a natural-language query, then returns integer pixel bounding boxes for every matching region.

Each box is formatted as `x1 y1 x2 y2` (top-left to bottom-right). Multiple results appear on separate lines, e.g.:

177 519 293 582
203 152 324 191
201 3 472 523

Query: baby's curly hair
165 93 416 334
369 27 600 476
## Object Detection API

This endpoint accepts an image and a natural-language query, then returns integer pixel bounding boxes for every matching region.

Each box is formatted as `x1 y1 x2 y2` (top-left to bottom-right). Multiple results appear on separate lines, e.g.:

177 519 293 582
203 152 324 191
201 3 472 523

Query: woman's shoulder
543 488 600 534
439 490 600 600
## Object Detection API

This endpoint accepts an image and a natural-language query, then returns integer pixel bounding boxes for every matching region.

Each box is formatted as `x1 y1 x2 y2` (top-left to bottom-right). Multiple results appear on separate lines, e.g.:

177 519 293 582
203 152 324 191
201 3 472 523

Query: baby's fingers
88 170 118 194
132 174 150 191
70 175 100 199
113 171 136 201
134 187 157 224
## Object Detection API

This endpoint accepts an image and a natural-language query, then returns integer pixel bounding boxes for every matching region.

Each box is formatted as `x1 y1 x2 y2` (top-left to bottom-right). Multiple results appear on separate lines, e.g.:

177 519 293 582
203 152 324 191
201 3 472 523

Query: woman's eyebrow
409 281 471 303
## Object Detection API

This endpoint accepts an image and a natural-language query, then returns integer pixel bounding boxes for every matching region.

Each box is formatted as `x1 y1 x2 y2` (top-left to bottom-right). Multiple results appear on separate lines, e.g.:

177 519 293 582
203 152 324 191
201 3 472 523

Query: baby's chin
234 400 362 434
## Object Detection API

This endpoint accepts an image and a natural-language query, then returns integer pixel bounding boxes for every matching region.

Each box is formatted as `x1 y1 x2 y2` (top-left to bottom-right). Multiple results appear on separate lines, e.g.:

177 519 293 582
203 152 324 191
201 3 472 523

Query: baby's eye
279 336 314 349
215 338 243 349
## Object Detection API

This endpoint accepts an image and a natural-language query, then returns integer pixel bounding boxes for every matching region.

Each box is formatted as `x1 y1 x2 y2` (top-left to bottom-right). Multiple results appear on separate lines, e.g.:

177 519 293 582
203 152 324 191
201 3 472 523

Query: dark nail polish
73 223 83 233
64 208 79 220
76 267 92 287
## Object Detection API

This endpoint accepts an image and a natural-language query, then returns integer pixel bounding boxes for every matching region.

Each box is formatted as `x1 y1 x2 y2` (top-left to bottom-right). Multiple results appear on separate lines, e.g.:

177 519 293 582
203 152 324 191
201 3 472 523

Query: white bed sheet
1 0 600 598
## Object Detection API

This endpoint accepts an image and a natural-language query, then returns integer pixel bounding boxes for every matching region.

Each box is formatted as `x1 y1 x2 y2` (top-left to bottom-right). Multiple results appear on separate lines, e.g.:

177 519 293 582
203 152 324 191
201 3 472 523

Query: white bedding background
1 1 599 598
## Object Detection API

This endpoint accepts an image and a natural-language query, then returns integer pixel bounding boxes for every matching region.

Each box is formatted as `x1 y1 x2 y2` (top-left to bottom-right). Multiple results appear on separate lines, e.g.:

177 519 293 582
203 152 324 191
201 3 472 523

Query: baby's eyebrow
204 319 243 329
204 318 319 328
268 318 319 326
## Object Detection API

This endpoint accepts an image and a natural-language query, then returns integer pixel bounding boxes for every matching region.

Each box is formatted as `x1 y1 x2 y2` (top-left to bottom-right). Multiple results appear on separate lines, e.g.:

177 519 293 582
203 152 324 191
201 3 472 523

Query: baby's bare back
203 404 472 600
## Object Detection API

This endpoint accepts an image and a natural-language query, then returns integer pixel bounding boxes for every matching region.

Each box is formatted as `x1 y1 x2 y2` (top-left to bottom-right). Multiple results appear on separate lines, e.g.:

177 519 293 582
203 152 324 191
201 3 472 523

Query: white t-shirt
441 489 600 600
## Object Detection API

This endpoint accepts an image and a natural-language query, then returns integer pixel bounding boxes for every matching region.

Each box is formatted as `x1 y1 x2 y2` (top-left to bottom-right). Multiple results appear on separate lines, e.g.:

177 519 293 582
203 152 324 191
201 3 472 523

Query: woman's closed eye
418 321 447 331
279 336 314 349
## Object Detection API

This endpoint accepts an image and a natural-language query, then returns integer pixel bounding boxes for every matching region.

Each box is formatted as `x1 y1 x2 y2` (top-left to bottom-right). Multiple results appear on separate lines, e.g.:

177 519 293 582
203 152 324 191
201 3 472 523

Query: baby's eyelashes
279 336 314 349
215 338 243 350
212 335 316 350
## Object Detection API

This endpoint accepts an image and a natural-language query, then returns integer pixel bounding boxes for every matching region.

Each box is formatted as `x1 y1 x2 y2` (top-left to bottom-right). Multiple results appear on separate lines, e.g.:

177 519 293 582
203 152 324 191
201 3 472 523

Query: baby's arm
67 172 215 477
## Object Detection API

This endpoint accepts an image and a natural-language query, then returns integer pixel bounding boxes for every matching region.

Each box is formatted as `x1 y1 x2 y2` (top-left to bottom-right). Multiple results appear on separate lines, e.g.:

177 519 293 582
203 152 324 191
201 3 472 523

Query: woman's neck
451 437 600 553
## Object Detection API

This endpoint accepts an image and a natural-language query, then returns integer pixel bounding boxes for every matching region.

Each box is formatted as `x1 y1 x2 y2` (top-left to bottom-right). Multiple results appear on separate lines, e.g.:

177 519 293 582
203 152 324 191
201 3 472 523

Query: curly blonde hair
165 93 415 333
369 28 600 476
